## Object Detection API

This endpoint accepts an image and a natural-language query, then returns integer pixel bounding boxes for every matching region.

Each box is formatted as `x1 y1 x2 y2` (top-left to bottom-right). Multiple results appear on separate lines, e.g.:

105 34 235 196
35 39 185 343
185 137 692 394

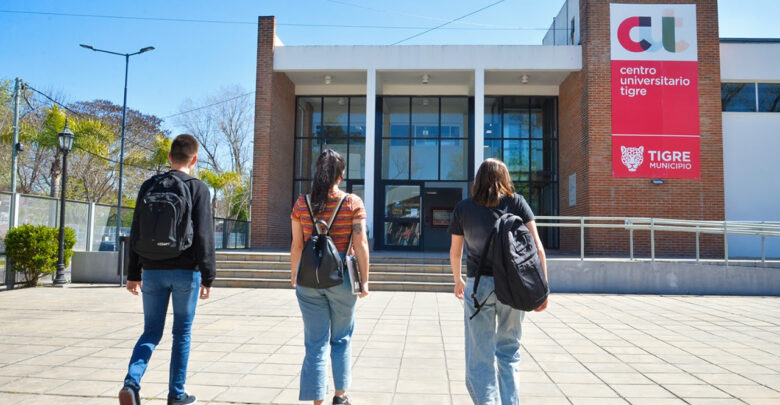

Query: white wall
723 113 780 258
542 0 580 46
721 42 780 81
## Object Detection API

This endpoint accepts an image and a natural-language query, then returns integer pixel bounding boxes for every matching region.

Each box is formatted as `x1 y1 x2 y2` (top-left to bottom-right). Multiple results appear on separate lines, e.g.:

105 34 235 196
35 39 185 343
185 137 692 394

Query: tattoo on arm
352 222 363 234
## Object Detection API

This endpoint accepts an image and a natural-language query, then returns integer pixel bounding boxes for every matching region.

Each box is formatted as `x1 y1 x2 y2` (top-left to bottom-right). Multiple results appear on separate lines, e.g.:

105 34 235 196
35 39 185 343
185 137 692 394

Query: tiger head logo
621 146 644 172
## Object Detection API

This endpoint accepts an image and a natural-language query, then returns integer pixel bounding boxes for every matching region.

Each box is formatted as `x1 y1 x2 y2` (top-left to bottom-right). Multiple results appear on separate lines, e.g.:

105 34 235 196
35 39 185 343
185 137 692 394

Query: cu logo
617 12 690 53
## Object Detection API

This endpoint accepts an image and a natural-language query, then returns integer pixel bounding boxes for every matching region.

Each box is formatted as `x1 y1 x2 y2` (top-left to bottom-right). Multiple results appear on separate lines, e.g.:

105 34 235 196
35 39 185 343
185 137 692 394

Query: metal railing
535 216 780 265
0 192 249 252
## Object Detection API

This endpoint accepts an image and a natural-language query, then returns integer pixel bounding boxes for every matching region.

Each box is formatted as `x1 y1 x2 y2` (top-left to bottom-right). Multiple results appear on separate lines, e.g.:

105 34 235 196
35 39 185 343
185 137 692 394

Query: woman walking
290 149 370 405
448 158 548 405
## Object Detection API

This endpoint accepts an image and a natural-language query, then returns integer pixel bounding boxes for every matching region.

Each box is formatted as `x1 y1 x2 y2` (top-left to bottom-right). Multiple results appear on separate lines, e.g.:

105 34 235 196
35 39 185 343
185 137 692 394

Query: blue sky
1 0 778 134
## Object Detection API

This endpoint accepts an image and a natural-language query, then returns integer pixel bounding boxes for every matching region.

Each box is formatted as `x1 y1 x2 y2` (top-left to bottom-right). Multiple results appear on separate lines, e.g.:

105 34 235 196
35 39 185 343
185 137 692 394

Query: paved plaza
0 286 779 404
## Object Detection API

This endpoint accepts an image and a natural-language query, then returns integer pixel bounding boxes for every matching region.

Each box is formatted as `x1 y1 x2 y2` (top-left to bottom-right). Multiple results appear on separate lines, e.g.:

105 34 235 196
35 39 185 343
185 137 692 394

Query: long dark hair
310 149 346 214
472 158 515 207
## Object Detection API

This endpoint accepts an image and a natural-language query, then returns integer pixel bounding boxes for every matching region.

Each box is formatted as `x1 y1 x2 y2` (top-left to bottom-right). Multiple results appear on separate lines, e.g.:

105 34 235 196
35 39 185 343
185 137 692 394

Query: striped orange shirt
291 191 367 254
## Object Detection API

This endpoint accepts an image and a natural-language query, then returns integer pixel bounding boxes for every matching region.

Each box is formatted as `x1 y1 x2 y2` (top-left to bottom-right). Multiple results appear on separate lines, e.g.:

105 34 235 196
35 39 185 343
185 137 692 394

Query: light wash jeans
124 270 201 401
464 276 525 405
296 268 357 401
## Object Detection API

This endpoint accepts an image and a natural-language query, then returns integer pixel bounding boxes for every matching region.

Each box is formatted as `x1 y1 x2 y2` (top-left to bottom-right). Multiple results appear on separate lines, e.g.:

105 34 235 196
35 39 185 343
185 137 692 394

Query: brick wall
251 16 296 249
559 0 725 257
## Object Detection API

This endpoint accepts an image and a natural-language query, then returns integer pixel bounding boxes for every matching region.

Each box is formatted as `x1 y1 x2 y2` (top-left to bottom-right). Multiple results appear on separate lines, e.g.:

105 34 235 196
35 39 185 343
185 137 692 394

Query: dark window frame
292 95 367 205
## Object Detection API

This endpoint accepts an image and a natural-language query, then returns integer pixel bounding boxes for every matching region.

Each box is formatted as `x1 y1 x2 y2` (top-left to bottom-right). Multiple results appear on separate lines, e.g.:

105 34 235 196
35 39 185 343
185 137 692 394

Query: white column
364 68 377 245
474 68 485 174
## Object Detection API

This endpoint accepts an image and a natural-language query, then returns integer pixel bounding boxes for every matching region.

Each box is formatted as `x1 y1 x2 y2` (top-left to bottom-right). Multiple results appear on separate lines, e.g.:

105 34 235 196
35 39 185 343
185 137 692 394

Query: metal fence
535 216 780 264
0 192 249 254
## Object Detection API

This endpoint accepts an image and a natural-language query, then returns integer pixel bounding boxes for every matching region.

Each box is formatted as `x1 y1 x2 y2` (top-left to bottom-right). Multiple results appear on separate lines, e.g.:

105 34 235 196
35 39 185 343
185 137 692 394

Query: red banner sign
610 4 699 179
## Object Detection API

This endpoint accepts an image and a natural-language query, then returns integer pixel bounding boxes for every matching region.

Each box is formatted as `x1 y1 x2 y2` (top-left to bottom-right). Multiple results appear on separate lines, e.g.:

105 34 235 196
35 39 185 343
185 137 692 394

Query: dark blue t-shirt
448 193 535 277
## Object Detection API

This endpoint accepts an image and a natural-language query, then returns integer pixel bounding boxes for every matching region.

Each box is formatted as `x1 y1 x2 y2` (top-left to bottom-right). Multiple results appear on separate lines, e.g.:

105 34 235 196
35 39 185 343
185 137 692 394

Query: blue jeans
296 269 357 401
464 276 525 405
124 270 201 400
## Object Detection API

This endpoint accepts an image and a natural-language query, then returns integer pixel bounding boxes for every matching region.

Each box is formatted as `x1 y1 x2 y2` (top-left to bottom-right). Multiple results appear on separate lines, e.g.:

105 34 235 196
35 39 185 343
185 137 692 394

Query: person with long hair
290 149 370 405
448 158 549 404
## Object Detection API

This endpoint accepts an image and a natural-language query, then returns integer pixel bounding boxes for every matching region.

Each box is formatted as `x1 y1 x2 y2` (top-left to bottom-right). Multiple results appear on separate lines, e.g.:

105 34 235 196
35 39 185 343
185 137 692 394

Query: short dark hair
170 134 199 165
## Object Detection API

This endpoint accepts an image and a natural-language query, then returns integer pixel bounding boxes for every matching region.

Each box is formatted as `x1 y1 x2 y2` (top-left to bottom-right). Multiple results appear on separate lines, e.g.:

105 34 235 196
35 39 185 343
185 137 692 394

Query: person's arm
450 235 466 300
125 182 147 295
192 182 215 298
290 219 304 287
526 220 548 312
352 219 370 298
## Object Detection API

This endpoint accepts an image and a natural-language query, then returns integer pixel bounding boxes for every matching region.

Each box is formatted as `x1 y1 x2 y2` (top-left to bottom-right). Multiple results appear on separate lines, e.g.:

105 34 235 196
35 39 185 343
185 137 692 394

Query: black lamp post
53 120 75 286
79 44 154 249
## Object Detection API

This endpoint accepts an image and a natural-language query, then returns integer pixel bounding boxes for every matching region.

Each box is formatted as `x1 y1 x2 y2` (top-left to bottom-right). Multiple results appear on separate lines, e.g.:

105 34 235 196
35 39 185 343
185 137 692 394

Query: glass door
381 184 422 249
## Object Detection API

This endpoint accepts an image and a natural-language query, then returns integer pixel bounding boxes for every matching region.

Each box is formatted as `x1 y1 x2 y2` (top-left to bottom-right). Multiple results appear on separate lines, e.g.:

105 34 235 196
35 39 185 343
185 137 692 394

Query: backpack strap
303 194 322 236
324 194 348 235
470 223 498 320
469 208 507 320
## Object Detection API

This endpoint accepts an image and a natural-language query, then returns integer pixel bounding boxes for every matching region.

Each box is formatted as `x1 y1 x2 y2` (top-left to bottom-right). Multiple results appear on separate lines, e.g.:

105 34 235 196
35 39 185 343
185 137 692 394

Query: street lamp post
53 120 75 286
79 44 154 250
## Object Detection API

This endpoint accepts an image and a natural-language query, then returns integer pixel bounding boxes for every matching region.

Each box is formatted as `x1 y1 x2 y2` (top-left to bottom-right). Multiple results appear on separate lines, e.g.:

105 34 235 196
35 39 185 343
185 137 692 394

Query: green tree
5 224 76 287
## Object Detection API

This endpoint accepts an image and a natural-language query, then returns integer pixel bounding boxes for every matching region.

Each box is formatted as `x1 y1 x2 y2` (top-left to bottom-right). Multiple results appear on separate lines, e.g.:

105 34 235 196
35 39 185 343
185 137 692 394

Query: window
758 83 780 112
293 96 366 199
485 96 558 248
380 96 470 181
721 83 756 112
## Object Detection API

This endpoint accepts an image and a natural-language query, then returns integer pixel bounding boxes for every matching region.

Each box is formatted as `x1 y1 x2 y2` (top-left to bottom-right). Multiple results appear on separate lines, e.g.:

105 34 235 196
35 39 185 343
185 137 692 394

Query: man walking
119 134 216 405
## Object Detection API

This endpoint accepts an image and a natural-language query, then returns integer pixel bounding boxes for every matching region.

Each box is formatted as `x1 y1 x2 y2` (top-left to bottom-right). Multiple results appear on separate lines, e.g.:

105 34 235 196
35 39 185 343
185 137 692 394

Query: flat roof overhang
273 45 582 96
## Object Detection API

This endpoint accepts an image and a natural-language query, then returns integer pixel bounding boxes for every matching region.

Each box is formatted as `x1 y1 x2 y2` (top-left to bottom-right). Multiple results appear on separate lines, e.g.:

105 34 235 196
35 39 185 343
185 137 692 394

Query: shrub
5 224 76 287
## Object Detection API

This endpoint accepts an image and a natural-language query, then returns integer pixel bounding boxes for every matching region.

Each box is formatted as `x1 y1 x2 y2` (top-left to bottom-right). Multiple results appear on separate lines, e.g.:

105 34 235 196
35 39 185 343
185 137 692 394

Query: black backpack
132 172 194 261
471 211 549 318
296 194 347 289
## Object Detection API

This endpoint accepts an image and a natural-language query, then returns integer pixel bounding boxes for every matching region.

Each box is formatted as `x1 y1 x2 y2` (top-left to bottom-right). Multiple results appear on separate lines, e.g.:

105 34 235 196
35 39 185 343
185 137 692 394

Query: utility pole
6 77 21 288
10 77 21 229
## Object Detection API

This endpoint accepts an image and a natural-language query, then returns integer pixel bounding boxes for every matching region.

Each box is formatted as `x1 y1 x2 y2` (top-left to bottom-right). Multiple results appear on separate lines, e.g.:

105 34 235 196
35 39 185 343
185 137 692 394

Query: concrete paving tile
570 398 629 405
451 394 472 405
662 384 732 398
271 388 301 404
236 373 297 388
610 384 675 398
685 399 746 405
214 386 282 403
625 399 688 405
392 393 450 405
396 378 449 394
187 372 243 386
644 372 704 385
596 372 653 385
520 397 571 405
2 377 69 394
251 362 302 375
517 382 564 397
349 377 398 393
557 383 617 397
546 372 601 384
693 373 754 385
717 384 780 398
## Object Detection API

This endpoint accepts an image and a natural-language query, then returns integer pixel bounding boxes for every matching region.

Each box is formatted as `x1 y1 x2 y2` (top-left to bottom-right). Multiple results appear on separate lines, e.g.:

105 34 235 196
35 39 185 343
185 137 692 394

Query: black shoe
118 386 140 405
168 393 197 405
333 394 351 405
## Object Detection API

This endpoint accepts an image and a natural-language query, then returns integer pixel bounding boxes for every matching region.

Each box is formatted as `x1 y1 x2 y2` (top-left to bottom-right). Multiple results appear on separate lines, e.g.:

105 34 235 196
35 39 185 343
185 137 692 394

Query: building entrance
378 182 466 251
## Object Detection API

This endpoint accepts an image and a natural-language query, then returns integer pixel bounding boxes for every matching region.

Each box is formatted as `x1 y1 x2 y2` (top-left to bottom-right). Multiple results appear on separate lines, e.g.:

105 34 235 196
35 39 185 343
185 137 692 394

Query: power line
20 83 162 173
391 0 507 45
0 9 554 31
162 91 254 120
323 0 516 29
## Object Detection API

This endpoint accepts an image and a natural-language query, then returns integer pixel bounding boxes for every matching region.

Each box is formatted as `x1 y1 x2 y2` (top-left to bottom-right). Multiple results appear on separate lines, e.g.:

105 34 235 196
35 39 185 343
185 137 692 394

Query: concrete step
217 269 453 283
215 261 457 273
212 277 454 292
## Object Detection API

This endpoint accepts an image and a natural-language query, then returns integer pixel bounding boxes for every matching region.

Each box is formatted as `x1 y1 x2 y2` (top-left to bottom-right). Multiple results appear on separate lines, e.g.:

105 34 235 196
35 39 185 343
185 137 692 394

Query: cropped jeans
296 267 357 401
464 276 525 405
123 269 201 400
